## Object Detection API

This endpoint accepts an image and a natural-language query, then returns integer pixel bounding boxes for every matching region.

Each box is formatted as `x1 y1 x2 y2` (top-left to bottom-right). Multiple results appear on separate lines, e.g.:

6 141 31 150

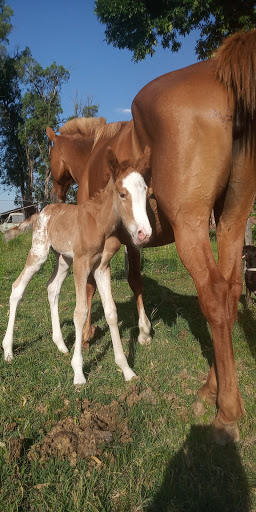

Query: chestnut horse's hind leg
47 253 72 353
199 150 256 431
94 264 136 381
3 248 49 362
173 221 244 443
126 243 151 345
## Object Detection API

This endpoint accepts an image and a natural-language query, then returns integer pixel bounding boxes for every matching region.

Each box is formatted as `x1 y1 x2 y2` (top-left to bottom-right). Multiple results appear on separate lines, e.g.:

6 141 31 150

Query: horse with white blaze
2 147 152 385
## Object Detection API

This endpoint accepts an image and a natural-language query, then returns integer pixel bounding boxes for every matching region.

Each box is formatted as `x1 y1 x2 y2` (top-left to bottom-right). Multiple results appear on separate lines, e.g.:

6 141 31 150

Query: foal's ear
46 126 57 143
106 147 121 181
136 146 151 182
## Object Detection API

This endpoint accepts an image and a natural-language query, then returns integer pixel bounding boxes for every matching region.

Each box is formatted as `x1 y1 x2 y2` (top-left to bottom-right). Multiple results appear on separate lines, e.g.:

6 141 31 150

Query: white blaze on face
122 172 152 240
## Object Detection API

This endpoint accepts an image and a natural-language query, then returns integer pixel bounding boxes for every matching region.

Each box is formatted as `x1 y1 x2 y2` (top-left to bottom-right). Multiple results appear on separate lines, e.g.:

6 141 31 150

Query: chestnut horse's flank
47 30 256 442
2 148 152 385
132 30 256 443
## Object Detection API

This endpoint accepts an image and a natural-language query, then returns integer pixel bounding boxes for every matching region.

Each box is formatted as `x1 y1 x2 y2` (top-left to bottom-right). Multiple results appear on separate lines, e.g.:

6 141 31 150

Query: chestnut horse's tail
4 214 38 242
215 30 256 152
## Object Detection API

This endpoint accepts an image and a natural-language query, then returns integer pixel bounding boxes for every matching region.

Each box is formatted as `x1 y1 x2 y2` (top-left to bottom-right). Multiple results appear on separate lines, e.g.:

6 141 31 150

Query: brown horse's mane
60 117 107 136
59 117 128 149
93 121 128 148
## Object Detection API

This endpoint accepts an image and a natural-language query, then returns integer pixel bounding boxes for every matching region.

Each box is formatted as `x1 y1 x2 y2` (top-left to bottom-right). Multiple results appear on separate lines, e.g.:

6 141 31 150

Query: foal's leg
127 243 151 345
82 235 122 348
71 256 89 385
82 274 97 348
3 248 49 362
94 263 136 381
47 253 72 353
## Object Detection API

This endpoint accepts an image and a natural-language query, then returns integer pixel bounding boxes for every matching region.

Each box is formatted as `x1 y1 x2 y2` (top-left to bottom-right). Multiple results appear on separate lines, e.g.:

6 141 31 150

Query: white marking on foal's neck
122 172 150 233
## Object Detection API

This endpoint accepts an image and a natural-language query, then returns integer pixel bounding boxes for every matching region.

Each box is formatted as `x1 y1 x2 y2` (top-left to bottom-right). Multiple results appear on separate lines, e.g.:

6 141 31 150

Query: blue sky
1 0 200 212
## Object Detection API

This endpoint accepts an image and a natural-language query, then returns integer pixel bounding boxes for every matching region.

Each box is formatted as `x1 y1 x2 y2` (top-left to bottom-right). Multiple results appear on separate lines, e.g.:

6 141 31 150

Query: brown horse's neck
60 134 95 182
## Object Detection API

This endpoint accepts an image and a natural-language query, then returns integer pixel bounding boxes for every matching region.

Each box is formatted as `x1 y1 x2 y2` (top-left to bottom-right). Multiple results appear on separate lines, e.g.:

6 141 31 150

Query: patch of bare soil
24 382 160 466
27 398 132 466
8 437 25 461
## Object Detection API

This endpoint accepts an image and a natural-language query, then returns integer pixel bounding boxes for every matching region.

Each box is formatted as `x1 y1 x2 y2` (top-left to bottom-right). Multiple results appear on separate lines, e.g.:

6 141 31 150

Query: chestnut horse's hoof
211 418 240 445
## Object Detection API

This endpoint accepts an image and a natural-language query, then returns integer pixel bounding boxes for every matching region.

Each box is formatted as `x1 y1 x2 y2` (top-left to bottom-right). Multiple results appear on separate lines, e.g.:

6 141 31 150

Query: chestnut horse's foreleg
126 243 151 345
173 220 243 443
3 248 49 362
71 255 89 385
47 253 72 353
94 264 136 381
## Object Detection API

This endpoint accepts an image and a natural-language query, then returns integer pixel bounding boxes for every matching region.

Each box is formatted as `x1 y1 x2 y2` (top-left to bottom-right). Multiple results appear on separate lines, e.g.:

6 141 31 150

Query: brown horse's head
46 126 75 203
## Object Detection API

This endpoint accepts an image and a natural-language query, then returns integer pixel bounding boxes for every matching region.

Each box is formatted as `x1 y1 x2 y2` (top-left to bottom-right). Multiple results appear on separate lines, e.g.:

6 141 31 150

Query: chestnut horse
3 148 152 385
48 31 256 443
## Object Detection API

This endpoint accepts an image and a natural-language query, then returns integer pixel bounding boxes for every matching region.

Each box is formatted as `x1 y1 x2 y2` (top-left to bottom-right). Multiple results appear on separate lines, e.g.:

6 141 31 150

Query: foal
2 147 152 385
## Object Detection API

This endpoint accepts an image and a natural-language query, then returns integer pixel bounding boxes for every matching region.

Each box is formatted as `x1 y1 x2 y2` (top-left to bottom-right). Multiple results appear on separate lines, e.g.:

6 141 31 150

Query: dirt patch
25 382 160 466
27 398 134 466
8 437 25 461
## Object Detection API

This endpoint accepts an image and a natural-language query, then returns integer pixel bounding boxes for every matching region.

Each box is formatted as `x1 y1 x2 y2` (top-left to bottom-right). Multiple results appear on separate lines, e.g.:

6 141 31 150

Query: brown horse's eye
120 193 126 199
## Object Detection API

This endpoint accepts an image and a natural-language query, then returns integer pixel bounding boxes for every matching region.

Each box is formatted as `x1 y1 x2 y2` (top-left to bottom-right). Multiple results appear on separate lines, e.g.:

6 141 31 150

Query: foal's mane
59 117 128 149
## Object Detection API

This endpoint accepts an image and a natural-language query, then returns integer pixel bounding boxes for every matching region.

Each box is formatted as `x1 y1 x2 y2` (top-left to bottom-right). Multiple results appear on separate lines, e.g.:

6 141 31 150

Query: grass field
0 232 256 512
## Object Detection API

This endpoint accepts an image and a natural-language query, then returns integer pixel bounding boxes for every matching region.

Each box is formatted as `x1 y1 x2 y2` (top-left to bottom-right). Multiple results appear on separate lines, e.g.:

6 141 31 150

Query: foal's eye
120 193 126 199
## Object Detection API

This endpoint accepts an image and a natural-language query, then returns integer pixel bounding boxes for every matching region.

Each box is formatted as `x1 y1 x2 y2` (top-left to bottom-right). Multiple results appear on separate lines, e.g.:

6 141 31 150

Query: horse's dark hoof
211 418 240 445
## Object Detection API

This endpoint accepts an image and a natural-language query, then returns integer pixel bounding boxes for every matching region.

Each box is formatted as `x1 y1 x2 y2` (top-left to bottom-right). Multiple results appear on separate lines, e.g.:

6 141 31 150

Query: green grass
0 232 256 511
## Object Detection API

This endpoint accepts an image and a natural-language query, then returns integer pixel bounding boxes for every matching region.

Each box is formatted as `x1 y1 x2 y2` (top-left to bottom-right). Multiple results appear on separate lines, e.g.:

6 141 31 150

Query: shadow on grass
114 275 214 368
146 425 250 512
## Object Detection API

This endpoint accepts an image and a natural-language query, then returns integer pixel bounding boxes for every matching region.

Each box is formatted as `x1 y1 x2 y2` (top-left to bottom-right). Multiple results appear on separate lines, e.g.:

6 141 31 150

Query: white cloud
116 108 132 115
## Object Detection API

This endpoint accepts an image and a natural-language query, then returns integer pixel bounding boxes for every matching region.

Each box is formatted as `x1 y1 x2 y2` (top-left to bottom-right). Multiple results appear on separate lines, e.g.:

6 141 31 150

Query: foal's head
106 147 152 246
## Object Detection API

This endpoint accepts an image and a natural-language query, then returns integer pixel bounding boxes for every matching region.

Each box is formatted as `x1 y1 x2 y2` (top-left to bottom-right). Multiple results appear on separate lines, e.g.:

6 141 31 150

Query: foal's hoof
124 368 137 382
211 418 240 445
4 352 13 363
138 332 151 346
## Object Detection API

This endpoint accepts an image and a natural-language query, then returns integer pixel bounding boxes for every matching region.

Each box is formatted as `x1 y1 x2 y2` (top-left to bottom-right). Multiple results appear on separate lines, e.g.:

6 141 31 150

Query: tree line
0 1 99 208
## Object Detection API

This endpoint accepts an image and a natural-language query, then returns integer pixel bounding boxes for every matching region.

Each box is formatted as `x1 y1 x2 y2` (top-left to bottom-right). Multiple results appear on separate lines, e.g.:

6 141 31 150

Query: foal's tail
215 30 256 151
4 214 39 242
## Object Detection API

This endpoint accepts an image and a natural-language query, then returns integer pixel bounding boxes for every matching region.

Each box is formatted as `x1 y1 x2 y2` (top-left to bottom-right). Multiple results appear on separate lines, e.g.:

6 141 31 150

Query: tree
94 0 256 61
0 2 70 207
70 90 99 119
0 47 69 206
0 0 13 53
17 52 70 203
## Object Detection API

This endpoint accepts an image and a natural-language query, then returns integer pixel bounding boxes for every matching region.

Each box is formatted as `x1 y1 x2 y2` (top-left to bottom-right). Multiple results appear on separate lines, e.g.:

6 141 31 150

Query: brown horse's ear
46 126 57 143
106 147 121 181
136 146 151 182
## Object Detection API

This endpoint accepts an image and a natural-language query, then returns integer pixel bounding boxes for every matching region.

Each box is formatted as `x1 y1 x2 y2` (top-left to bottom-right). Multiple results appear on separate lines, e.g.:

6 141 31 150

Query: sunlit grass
0 232 255 512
